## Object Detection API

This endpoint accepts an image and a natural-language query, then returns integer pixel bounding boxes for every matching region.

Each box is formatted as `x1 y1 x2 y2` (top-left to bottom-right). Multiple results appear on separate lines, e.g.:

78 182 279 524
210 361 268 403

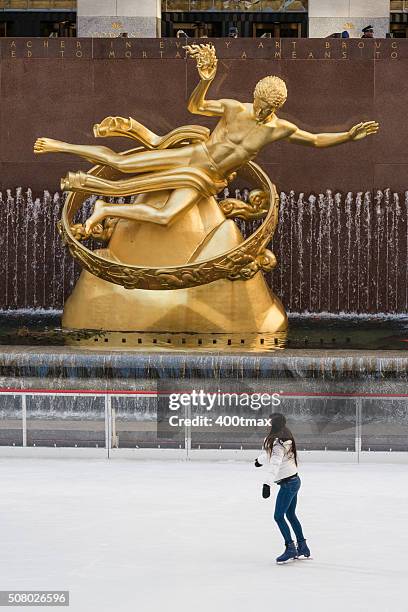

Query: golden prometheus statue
34 44 379 336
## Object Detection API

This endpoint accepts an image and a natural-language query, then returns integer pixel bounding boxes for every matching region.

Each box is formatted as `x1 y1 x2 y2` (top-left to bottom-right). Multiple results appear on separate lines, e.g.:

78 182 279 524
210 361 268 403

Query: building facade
0 1 76 36
161 1 308 38
0 0 407 37
77 0 161 38
308 0 389 39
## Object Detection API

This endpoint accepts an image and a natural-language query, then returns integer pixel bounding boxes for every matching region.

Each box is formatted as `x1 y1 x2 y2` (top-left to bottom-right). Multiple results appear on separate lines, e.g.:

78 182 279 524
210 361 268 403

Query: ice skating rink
0 458 406 612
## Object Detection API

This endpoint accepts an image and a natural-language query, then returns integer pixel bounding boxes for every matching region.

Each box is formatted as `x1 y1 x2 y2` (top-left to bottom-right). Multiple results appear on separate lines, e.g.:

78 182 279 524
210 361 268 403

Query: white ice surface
0 459 407 612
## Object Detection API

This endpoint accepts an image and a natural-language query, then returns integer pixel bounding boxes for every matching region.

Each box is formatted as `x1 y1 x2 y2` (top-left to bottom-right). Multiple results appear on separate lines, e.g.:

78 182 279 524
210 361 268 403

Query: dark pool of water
0 311 407 351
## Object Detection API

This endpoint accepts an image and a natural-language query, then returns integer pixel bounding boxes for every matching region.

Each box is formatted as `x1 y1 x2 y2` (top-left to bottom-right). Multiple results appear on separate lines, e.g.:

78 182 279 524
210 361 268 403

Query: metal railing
1 389 408 460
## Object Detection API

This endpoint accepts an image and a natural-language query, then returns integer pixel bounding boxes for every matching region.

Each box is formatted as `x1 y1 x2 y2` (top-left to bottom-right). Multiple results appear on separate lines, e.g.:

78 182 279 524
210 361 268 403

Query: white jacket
256 438 298 485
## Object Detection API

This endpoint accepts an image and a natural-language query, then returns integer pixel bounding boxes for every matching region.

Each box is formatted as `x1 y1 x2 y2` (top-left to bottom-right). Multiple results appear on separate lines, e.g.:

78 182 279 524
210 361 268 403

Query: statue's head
253 76 287 122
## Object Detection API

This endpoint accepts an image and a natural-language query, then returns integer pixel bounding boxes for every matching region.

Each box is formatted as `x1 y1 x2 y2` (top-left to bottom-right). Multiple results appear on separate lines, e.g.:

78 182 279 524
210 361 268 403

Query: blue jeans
274 475 305 546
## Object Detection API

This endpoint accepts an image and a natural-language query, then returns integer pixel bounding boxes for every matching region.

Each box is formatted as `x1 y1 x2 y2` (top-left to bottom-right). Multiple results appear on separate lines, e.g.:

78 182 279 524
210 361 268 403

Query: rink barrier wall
0 389 407 463
0 447 407 463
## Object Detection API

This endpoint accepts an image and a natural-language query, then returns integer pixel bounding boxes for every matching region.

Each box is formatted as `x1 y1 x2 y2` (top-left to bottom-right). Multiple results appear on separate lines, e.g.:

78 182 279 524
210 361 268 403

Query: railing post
105 394 112 459
185 399 191 460
355 398 362 463
21 394 27 447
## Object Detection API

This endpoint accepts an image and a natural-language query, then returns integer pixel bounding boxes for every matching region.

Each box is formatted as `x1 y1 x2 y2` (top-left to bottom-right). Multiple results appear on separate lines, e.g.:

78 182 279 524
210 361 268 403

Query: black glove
262 484 271 499
254 459 262 468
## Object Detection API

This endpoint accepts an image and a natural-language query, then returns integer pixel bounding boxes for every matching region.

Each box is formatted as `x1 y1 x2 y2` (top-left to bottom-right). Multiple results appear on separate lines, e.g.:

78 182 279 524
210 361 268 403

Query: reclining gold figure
33 44 379 337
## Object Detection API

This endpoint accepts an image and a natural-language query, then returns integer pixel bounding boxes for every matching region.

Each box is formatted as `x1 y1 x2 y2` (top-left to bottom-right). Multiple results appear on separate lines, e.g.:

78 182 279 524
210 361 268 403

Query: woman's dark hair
263 413 298 465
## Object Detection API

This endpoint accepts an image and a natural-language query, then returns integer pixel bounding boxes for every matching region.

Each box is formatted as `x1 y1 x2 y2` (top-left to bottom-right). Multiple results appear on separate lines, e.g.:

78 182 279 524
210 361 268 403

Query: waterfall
405 192 408 312
296 193 304 312
0 188 407 314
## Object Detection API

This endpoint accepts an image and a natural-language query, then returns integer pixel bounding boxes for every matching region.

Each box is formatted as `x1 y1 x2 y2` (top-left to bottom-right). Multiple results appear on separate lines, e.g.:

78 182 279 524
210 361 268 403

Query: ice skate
276 542 297 564
296 539 311 559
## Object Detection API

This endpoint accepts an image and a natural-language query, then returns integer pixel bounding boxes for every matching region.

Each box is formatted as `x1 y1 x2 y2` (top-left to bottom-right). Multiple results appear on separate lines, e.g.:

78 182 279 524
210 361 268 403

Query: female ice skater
255 413 311 564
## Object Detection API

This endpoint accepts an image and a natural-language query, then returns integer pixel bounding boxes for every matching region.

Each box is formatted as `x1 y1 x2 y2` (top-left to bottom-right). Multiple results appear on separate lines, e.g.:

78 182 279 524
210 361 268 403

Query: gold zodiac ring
58 152 279 291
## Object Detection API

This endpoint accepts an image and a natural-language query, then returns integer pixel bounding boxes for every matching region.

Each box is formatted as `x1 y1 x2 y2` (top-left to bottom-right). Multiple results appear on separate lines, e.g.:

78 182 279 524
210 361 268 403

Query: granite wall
0 37 405 195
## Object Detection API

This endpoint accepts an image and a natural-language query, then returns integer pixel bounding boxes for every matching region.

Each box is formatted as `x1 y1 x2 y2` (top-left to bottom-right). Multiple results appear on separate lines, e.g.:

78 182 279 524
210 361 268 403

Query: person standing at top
255 413 311 564
361 25 374 38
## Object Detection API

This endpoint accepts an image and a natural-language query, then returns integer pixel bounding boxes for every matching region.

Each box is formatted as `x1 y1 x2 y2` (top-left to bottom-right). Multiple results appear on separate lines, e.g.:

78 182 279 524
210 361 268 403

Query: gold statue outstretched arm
284 120 379 148
185 43 224 117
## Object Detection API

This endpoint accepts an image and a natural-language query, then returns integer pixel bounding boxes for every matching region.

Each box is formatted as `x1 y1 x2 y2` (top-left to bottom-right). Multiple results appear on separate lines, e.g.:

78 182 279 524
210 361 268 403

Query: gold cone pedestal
63 193 288 334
